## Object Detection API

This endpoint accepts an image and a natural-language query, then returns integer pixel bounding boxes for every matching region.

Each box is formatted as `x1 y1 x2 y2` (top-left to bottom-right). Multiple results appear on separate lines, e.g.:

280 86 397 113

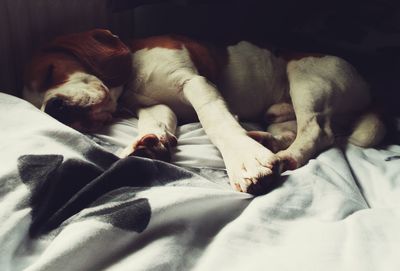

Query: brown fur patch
45 29 132 88
128 35 220 82
25 52 85 92
26 29 133 93
25 29 132 91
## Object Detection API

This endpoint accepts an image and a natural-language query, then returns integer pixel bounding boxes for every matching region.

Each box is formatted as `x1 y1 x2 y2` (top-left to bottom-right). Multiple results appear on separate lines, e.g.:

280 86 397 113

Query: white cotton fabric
93 116 262 169
2 93 400 271
89 109 400 271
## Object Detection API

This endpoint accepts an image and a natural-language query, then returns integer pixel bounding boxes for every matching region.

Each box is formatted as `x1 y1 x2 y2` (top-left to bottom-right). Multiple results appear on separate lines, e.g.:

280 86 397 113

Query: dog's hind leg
248 103 297 153
119 104 178 162
183 75 281 194
277 56 353 172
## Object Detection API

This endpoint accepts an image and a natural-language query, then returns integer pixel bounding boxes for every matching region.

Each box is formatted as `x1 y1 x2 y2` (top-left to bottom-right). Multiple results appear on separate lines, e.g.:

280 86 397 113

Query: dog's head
24 29 132 131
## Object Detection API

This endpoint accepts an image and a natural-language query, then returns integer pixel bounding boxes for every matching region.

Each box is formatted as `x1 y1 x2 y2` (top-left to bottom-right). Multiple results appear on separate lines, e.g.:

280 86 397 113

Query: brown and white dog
24 29 385 195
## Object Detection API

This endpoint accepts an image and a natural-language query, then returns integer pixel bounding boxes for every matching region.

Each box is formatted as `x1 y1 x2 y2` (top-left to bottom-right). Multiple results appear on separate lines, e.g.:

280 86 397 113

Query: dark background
113 0 400 111
1 0 399 116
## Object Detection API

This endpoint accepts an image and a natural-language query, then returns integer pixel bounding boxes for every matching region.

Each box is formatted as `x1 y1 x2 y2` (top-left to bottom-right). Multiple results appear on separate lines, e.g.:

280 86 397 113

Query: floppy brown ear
46 29 132 87
24 54 55 93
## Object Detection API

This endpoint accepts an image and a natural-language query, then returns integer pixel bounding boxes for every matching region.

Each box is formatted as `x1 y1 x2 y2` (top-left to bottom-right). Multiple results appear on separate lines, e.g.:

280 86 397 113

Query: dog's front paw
118 133 177 162
224 138 283 195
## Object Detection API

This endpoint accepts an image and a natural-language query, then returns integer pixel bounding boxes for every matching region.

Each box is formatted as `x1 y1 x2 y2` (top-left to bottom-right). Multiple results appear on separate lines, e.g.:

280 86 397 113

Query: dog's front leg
119 104 177 162
183 76 280 194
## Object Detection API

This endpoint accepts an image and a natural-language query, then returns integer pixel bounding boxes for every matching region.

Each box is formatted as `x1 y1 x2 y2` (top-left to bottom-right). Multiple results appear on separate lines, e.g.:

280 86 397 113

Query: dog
23 29 385 195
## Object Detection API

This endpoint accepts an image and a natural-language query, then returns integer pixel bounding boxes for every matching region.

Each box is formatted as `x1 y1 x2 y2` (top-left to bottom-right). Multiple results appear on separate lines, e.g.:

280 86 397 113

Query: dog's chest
122 47 198 118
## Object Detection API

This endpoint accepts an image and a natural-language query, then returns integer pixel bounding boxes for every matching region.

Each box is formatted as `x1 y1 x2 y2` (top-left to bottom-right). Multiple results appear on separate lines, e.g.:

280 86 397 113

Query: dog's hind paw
118 133 177 162
247 130 296 153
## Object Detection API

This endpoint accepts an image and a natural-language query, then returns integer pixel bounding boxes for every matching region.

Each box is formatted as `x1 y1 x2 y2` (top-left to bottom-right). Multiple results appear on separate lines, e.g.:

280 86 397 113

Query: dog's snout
44 97 67 116
44 97 77 124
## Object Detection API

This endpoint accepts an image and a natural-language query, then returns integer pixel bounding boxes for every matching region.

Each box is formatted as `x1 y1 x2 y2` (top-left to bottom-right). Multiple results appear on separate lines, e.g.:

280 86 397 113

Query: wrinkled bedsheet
1 93 400 271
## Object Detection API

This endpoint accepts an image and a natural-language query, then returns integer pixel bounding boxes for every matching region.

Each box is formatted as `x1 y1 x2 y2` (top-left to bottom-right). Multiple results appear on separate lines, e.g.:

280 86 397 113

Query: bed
2 0 400 270
1 90 400 271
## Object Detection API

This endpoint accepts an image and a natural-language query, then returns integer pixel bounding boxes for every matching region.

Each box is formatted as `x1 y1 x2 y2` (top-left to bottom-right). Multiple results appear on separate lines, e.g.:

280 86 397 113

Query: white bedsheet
92 115 400 271
92 116 262 169
2 93 400 271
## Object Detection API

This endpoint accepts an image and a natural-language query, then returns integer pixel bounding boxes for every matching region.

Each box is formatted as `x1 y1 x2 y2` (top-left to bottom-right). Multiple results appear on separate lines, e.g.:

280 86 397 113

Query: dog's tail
347 111 386 147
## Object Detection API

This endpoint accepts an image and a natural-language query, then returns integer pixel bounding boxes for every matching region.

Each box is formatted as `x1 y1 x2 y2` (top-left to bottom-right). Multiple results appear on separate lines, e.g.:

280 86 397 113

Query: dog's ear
46 29 132 87
24 53 58 93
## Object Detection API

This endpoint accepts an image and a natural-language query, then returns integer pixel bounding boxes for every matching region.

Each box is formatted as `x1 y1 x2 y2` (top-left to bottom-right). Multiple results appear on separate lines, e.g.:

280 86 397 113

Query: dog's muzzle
44 97 112 131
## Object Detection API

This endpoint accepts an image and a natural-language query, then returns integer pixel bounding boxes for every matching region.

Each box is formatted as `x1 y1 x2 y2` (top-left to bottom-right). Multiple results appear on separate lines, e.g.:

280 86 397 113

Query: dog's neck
110 85 125 103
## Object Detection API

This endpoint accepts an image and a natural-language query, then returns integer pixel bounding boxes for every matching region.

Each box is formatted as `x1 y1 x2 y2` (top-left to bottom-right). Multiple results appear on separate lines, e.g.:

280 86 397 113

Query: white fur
182 75 278 192
24 72 122 121
24 72 124 130
24 72 112 110
43 72 109 109
122 47 198 121
136 104 177 138
276 56 372 167
219 41 288 119
119 104 177 158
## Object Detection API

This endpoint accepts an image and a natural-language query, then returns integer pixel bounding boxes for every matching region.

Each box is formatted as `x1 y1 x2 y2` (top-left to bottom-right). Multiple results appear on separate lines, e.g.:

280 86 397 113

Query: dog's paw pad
120 133 177 162
137 134 160 147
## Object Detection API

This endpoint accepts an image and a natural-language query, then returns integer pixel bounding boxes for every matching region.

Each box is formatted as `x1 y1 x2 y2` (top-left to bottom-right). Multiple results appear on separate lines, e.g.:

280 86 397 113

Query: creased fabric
1 93 400 271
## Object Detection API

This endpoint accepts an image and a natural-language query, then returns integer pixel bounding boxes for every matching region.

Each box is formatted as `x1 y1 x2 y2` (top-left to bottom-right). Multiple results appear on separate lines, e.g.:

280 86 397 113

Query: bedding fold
1 93 400 271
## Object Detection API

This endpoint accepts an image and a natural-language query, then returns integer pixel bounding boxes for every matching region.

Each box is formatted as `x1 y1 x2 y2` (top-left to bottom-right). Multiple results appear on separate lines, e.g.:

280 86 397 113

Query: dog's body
24 29 385 194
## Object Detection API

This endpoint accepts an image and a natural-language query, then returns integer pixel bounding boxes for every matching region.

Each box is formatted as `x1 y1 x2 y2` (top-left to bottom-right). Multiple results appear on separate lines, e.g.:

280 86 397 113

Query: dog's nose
45 97 66 115
44 97 71 124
